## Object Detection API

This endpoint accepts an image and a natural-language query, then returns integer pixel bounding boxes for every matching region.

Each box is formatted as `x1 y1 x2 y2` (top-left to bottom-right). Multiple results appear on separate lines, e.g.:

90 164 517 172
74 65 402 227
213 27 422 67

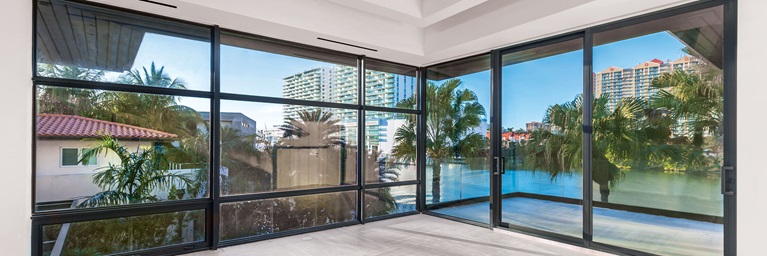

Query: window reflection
219 101 357 196
35 86 210 211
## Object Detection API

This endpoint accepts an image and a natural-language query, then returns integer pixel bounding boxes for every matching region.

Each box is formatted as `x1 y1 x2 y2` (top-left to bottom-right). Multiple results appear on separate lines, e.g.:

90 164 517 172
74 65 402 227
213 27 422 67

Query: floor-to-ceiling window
34 1 212 254
32 1 420 254
590 5 726 256
424 55 492 224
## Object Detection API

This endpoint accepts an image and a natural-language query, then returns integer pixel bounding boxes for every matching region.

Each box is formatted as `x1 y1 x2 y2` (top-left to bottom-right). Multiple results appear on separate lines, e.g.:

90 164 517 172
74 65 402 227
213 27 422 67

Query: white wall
737 0 766 254
0 0 32 254
35 140 149 202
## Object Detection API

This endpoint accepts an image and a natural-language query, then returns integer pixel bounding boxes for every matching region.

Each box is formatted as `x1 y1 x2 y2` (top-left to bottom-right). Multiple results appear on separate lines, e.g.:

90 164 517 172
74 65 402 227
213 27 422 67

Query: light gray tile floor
433 197 723 256
185 214 610 256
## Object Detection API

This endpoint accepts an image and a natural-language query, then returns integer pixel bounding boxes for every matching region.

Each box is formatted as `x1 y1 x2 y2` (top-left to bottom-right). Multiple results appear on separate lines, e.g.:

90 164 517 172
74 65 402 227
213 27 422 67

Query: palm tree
78 136 196 207
279 109 344 146
521 94 686 202
91 62 202 138
119 62 186 89
651 65 723 162
36 65 103 116
391 79 488 203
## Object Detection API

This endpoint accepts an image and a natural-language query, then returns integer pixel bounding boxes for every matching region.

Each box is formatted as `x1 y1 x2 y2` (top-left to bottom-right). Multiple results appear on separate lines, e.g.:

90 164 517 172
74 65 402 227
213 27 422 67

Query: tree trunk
432 160 441 203
598 183 610 202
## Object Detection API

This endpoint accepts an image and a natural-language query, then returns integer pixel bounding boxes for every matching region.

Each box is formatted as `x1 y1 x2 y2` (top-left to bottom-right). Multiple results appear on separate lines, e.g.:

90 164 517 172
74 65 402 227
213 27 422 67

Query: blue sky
432 32 688 129
122 31 687 130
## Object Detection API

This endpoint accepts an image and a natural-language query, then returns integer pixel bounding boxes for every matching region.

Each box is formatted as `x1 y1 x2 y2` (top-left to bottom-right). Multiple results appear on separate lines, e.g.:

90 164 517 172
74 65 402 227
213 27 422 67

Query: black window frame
30 0 737 255
30 0 422 255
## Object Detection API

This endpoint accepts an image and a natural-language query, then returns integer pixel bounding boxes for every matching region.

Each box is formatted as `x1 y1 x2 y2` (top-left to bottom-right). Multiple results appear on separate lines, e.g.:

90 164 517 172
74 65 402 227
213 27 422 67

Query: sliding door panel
591 6 725 255
425 55 492 224
499 38 584 237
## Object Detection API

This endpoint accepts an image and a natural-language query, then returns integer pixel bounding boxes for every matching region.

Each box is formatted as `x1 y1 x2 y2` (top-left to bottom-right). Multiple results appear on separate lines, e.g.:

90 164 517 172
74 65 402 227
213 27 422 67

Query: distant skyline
121 31 688 131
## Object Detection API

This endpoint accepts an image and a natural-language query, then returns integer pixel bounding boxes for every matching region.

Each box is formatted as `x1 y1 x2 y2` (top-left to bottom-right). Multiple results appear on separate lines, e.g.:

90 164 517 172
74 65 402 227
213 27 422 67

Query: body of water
423 163 723 216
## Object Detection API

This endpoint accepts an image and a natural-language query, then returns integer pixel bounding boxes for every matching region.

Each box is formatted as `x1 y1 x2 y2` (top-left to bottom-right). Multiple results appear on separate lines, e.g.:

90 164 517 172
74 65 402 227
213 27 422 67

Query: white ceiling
86 0 699 66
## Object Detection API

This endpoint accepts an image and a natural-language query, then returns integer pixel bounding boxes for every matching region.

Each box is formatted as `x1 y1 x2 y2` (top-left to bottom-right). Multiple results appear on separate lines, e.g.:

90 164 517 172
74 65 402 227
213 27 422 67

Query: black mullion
31 0 38 215
218 185 361 203
31 199 210 225
362 105 419 115
210 25 222 250
416 67 427 212
722 0 737 255
582 29 594 245
219 92 359 111
357 56 366 223
490 49 502 228
365 180 419 189
31 220 41 256
32 77 213 98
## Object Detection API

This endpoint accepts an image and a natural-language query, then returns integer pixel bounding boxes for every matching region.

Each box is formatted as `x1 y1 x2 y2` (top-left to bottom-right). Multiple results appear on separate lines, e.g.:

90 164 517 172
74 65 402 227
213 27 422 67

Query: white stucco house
35 114 178 210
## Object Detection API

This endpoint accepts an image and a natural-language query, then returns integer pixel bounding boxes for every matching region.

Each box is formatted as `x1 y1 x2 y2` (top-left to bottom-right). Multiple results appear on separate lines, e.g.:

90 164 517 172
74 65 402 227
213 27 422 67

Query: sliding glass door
498 38 584 238
590 5 726 256
490 3 732 256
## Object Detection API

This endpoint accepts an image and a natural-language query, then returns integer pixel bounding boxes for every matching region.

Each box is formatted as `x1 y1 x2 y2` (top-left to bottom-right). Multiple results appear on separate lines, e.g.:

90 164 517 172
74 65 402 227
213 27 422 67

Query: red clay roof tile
37 114 178 139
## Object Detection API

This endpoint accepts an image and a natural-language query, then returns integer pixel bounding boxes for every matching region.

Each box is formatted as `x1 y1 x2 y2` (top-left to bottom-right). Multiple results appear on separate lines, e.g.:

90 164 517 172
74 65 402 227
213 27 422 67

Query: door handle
494 157 505 175
721 166 735 196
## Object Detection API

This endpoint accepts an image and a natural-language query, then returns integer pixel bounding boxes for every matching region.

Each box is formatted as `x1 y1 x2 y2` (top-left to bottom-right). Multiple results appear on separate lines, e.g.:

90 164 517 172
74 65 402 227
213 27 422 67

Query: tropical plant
90 62 201 138
279 109 344 146
36 65 103 116
38 64 105 81
78 136 196 207
391 79 488 203
651 62 723 170
520 94 688 202
118 62 187 89
219 126 272 195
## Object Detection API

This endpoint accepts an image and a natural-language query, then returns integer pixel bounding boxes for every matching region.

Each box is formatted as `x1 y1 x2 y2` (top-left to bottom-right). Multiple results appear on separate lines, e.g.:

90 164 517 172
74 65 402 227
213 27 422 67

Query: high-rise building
595 56 698 111
283 65 417 149
595 56 699 136
282 67 335 120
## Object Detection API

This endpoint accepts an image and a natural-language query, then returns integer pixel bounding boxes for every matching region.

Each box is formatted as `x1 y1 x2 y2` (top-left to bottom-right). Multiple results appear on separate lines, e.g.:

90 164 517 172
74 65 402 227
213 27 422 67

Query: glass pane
41 210 205 256
592 6 724 256
220 191 356 240
35 85 210 211
220 32 358 104
365 111 417 184
364 185 417 219
425 55 492 224
36 0 211 91
364 59 417 109
501 38 583 238
81 148 98 166
219 101 357 196
61 148 78 166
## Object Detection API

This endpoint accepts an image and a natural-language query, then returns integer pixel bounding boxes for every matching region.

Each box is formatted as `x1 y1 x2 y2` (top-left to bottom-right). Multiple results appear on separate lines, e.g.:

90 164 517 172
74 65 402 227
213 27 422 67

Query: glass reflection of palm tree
391 79 488 203
280 109 344 146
